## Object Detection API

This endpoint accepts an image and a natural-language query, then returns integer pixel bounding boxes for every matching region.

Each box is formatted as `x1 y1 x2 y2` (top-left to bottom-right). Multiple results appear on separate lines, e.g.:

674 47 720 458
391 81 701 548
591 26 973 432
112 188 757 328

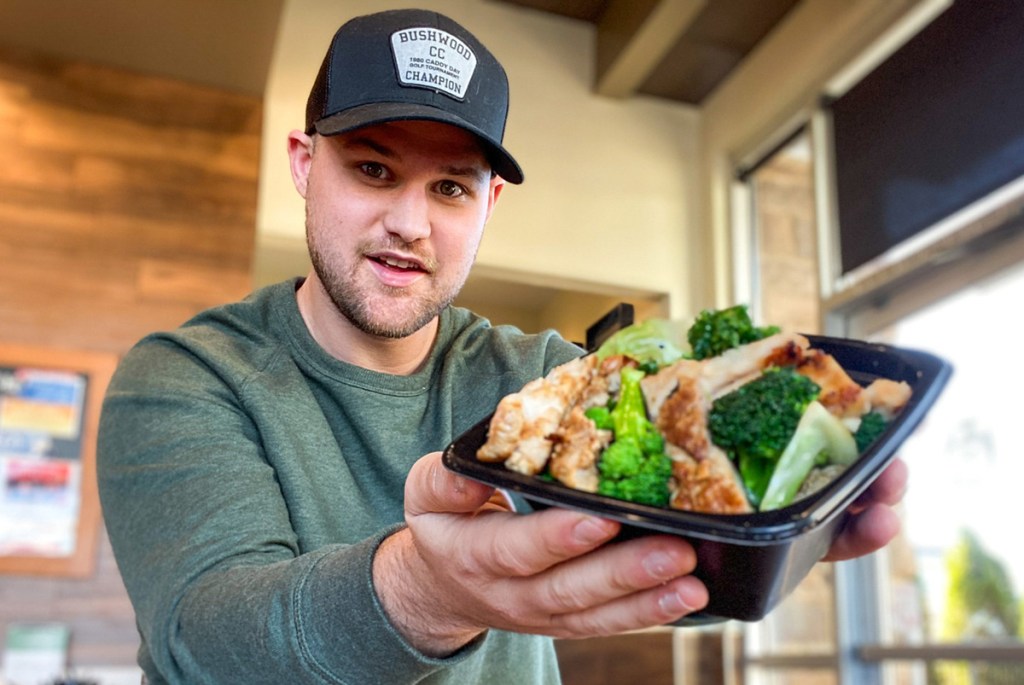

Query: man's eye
360 162 388 179
437 180 466 198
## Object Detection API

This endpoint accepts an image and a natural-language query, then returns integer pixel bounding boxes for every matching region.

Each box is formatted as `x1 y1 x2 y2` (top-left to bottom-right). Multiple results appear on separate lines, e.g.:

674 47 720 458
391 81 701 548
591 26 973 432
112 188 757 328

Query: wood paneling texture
555 631 675 685
0 46 261 668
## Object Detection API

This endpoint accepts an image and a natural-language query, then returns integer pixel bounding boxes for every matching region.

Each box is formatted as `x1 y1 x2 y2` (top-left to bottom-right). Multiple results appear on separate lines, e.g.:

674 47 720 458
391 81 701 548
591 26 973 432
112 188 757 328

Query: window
732 83 1024 685
839 224 1024 683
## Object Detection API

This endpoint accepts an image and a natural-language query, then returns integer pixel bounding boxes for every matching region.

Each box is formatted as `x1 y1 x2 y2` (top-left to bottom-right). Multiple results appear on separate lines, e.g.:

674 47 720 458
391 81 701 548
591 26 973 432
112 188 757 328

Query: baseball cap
305 9 524 184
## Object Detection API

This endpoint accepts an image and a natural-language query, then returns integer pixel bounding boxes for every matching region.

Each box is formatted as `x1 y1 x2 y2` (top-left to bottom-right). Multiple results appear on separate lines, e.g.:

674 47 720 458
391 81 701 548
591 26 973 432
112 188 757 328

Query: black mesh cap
304 9 523 184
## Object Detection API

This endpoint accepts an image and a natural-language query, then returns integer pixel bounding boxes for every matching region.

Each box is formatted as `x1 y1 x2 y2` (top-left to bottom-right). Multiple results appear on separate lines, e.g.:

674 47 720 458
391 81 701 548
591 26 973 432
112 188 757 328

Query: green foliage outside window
934 529 1023 684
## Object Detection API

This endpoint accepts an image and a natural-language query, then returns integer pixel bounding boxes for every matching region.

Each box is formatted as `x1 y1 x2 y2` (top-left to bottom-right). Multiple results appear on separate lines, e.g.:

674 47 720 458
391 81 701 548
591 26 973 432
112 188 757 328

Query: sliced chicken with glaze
547 405 612 492
795 349 869 419
477 354 598 475
641 360 711 460
864 378 912 419
702 332 810 398
668 444 752 514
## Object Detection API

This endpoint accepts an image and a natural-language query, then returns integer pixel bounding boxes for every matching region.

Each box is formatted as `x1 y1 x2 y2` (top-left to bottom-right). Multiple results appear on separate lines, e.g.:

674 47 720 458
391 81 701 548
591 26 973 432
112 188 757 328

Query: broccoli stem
595 365 672 506
759 401 858 511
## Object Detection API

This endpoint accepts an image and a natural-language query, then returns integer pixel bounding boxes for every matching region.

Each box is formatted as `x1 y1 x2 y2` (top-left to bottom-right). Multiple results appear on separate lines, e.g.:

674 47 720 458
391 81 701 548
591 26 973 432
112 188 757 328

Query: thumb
405 451 495 517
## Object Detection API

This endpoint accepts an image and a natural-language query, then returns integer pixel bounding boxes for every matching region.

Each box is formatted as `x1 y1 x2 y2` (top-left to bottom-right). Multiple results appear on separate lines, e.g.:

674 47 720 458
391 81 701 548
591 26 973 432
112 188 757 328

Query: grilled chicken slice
548 405 612 492
477 354 598 475
578 355 628 411
668 444 752 514
644 361 750 513
796 348 869 419
642 360 712 460
702 332 811 398
864 378 912 419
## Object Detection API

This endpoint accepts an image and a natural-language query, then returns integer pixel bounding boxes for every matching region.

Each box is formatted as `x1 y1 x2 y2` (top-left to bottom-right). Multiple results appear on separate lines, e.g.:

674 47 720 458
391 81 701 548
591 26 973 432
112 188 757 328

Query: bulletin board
0 343 117 577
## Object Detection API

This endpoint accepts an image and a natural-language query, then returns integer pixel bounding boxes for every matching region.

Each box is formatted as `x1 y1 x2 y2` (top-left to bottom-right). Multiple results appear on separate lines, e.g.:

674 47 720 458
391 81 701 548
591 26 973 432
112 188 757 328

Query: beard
307 226 474 340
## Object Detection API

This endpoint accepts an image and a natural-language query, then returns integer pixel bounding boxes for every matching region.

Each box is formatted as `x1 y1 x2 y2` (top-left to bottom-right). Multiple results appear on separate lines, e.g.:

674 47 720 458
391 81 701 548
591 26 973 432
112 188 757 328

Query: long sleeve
96 282 574 684
97 340 479 684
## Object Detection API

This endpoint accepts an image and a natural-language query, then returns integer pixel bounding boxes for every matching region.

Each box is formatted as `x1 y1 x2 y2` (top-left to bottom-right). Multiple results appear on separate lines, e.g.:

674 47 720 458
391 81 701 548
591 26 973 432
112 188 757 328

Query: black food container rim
442 334 952 546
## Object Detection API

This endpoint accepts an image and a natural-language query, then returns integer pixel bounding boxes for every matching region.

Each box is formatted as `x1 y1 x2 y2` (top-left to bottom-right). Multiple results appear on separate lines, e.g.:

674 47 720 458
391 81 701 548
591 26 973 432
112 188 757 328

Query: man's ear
485 176 505 223
287 130 314 198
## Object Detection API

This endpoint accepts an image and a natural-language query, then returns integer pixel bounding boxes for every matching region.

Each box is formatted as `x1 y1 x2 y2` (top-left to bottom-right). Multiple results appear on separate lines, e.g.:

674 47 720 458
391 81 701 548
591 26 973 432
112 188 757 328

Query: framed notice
0 343 117 577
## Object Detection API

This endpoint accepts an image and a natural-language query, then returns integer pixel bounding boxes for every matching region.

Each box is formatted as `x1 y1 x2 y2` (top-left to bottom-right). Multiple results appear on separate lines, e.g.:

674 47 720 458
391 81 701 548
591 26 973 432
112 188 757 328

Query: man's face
296 120 503 339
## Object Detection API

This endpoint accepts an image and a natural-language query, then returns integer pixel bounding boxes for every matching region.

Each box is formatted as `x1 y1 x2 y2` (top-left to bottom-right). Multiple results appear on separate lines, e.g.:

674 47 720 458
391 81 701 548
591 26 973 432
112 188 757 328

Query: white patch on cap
390 27 477 101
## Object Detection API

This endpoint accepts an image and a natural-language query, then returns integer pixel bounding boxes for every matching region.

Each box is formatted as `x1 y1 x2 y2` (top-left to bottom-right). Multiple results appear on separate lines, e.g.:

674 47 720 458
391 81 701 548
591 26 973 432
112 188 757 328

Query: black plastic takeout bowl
442 335 952 624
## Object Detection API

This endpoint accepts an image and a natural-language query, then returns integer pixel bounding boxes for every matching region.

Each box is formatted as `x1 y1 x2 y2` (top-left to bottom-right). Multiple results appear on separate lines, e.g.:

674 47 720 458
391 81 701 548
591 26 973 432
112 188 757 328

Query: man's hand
373 452 708 657
822 457 908 562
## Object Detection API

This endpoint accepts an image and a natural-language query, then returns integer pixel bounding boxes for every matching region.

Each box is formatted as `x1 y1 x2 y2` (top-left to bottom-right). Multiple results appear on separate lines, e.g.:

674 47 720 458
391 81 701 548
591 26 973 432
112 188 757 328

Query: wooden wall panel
555 631 676 685
0 46 261 669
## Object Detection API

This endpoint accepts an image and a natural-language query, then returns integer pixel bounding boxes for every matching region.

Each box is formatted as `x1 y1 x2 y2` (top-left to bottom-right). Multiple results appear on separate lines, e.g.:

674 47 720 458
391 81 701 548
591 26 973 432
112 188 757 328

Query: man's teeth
382 256 415 270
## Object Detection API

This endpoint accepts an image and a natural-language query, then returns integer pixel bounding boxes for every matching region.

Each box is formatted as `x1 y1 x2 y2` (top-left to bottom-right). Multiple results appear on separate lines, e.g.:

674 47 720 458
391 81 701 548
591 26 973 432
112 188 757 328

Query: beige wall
256 0 701 319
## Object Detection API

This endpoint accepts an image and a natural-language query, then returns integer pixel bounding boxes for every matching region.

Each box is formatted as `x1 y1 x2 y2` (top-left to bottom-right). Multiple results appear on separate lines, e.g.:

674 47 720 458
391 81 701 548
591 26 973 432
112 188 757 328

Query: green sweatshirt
97 278 583 685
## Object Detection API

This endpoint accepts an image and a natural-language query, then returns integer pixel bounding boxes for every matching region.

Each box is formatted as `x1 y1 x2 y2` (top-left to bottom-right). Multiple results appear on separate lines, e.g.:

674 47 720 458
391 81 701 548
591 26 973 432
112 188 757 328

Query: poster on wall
0 366 88 557
0 343 116 578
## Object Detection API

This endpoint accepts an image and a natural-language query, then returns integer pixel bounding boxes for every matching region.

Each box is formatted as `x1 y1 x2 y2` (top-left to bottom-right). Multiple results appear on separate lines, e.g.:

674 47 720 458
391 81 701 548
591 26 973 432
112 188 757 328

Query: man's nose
383 186 432 243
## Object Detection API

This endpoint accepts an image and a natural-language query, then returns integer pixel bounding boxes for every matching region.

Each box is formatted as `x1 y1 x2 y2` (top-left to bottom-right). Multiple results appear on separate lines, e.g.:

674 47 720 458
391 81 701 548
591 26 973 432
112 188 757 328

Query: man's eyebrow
442 163 490 181
341 135 397 159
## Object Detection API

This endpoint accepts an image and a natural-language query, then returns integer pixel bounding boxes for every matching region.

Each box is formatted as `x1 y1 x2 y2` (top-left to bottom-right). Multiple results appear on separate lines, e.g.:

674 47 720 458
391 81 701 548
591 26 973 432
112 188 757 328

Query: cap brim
313 102 524 184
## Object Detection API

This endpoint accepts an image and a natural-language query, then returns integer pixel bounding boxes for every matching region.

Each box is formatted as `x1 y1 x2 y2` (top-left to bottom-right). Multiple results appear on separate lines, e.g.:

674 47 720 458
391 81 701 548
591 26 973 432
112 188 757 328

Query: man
98 8 907 684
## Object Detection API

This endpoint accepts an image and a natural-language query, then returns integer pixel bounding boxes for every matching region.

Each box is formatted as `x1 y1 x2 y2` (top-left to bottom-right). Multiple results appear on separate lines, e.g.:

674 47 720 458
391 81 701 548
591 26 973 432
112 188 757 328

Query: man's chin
347 297 447 340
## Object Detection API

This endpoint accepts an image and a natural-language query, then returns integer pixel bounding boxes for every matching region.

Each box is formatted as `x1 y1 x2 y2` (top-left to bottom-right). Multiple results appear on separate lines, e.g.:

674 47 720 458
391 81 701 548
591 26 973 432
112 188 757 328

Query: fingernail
573 517 612 545
658 590 690 615
643 551 675 580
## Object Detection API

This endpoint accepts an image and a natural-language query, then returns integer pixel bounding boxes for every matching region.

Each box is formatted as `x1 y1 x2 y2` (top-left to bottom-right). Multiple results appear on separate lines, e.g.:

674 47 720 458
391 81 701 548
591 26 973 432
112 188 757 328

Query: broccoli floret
708 366 820 506
854 411 889 452
598 446 672 506
595 366 672 507
687 305 781 360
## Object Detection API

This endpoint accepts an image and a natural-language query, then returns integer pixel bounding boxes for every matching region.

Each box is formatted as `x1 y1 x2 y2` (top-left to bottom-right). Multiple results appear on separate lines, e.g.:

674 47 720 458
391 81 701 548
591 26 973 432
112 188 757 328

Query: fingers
522 535 708 634
438 506 622 579
409 452 622 573
405 451 497 515
859 457 908 508
544 575 708 637
822 502 901 562
401 451 709 641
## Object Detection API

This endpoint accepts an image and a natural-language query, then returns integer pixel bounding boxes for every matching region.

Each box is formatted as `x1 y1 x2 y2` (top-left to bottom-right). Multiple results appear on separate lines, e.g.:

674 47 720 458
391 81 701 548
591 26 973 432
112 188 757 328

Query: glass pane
749 131 820 334
744 129 836 658
888 660 1024 685
864 260 1024 647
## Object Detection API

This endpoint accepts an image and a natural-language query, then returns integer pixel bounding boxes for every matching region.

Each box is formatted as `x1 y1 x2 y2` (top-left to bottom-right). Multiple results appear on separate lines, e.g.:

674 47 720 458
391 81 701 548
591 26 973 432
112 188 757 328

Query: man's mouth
366 251 433 288
375 255 422 272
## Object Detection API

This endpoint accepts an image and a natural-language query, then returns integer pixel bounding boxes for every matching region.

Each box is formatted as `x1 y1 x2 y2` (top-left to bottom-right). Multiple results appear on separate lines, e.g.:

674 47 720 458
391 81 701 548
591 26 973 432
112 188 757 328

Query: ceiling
0 0 799 104
490 0 801 104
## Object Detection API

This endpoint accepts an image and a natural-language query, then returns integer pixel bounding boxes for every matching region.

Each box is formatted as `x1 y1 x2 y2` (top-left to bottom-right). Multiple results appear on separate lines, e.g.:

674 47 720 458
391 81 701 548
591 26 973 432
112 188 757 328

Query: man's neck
295 276 438 376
